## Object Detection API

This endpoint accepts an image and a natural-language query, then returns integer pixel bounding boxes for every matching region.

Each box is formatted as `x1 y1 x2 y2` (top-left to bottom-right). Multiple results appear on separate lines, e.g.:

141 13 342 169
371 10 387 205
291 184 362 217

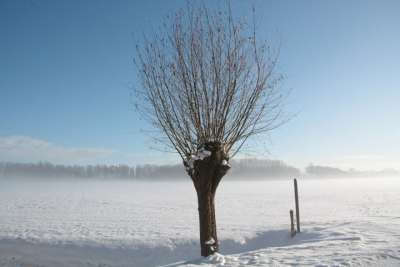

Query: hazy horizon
1 159 399 181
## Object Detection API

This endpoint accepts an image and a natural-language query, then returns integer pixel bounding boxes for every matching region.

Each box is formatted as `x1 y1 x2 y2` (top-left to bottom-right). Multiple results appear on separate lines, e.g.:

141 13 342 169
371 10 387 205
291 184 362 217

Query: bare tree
135 5 285 257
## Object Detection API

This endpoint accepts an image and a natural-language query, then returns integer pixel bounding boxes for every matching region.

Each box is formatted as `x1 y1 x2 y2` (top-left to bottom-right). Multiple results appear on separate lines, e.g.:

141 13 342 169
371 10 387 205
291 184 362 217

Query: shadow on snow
0 229 324 267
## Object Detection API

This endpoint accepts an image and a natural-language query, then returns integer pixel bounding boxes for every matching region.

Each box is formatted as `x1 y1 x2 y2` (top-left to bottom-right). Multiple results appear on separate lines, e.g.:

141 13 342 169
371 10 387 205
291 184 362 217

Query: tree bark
188 141 230 257
197 189 218 256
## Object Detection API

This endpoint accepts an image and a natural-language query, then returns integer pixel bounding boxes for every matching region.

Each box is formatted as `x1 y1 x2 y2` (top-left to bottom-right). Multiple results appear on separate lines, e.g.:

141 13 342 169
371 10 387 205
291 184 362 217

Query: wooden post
290 209 295 237
294 178 300 232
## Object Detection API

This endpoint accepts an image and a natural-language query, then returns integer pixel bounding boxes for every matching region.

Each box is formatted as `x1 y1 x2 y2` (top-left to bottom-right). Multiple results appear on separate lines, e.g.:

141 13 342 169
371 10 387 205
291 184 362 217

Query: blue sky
1 0 399 170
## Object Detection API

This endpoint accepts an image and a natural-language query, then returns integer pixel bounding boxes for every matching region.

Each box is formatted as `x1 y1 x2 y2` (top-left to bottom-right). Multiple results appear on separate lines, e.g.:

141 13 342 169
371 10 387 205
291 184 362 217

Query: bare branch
134 4 286 160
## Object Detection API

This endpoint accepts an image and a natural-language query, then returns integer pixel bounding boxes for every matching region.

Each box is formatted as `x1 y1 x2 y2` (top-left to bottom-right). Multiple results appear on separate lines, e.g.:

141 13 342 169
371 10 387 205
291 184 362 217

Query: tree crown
135 5 285 162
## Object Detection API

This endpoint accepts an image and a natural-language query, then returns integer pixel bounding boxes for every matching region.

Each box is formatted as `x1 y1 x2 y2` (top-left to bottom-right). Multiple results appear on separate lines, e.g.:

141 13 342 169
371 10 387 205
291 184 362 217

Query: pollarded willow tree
135 5 285 257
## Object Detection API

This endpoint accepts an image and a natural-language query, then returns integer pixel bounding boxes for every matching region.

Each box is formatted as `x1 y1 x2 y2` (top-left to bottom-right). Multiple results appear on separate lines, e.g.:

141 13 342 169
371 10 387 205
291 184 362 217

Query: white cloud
0 135 115 165
0 135 180 166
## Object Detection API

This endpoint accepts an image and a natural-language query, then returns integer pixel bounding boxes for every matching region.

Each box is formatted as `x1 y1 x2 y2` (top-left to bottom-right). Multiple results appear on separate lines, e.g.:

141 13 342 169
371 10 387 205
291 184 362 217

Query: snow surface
0 177 399 266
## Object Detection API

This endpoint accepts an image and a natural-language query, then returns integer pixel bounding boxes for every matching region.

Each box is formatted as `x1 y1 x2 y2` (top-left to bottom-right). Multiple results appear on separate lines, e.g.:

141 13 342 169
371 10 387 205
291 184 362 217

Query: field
0 177 399 266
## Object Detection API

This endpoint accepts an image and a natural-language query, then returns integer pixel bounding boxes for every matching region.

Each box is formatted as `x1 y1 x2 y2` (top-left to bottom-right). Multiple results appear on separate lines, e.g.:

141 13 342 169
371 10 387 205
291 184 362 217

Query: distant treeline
0 160 397 180
0 159 300 180
305 164 399 178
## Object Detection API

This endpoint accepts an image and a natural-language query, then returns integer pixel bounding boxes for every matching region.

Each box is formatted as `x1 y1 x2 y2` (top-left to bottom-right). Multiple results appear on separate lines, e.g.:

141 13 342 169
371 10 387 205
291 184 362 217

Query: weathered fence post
294 178 300 232
290 209 295 237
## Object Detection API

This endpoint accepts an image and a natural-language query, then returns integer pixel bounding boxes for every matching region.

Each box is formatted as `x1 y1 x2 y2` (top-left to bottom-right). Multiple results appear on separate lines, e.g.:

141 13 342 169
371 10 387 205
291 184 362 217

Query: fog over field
1 160 398 180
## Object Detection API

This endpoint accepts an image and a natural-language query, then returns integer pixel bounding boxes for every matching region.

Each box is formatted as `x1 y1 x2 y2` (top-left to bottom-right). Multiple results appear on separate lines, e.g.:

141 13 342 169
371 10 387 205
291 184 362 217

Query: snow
205 238 215 245
197 148 212 159
0 177 399 266
221 160 230 167
185 148 212 170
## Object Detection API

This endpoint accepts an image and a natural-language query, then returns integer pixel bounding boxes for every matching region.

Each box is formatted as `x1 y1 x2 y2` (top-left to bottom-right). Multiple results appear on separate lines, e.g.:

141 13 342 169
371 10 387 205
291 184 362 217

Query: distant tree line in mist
0 159 300 180
0 160 397 180
305 164 399 178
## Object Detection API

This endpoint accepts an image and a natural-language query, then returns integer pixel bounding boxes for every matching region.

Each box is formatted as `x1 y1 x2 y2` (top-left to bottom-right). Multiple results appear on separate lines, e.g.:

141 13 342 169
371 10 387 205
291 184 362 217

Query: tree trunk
197 188 218 256
187 141 230 257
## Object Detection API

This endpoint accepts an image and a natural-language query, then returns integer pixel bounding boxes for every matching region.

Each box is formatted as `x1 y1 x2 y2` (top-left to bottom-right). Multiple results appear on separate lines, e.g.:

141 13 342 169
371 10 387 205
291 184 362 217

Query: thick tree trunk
197 188 218 256
187 141 230 257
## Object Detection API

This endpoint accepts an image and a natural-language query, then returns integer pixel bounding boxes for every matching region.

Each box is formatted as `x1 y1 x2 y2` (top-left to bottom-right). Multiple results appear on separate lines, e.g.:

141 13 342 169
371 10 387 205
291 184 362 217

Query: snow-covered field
0 177 399 266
